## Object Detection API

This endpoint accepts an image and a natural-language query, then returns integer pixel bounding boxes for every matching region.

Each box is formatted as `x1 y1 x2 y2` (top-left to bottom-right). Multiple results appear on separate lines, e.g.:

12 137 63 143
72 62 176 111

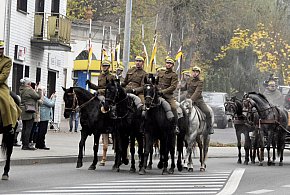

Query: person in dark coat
19 78 42 150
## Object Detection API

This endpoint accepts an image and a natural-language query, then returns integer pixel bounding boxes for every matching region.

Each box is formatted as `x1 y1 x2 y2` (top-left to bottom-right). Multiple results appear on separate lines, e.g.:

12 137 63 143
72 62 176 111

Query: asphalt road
2 156 290 195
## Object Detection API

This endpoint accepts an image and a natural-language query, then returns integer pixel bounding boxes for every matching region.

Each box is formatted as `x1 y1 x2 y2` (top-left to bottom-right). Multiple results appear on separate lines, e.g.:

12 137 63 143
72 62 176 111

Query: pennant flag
175 46 183 72
175 46 183 61
87 39 93 69
142 42 149 68
102 48 108 60
149 37 157 72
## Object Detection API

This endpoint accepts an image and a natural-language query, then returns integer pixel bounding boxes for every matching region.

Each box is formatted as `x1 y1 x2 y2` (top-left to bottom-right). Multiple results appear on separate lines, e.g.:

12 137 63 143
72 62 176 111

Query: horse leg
235 128 242 164
112 131 122 172
76 130 88 168
168 135 176 174
139 133 153 175
198 137 206 172
244 132 251 165
137 133 144 171
2 130 14 180
129 135 136 173
267 131 273 166
160 138 169 175
88 133 101 170
147 146 153 170
176 134 184 172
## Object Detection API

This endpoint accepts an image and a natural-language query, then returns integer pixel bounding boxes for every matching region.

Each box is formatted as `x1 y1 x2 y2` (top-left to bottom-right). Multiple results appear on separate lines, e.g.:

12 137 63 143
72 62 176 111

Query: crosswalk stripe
246 189 274 194
19 170 236 195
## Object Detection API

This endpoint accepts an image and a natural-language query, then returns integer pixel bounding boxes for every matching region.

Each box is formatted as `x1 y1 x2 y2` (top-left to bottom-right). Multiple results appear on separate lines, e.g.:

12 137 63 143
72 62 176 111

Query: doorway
12 63 24 94
47 71 56 97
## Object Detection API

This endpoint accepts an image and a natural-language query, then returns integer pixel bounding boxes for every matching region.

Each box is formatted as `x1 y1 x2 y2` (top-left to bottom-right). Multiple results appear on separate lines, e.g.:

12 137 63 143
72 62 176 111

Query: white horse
180 99 214 172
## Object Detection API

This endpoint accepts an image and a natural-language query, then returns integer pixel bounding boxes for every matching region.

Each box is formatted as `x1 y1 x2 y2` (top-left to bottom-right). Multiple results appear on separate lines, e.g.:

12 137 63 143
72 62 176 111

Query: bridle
64 92 78 113
144 83 157 109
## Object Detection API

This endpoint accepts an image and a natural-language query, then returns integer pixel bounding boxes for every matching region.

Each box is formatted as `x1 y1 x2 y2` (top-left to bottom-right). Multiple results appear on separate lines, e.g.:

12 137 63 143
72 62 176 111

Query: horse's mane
72 87 94 100
247 91 269 104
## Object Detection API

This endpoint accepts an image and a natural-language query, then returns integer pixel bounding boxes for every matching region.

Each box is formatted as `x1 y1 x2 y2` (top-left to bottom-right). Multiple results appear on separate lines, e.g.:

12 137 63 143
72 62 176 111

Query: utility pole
122 0 132 75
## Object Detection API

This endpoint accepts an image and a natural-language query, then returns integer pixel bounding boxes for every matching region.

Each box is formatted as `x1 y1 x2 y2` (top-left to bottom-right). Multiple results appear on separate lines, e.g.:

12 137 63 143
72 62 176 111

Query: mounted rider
121 56 147 102
115 64 125 83
0 40 21 131
156 56 179 135
181 66 214 134
86 60 116 96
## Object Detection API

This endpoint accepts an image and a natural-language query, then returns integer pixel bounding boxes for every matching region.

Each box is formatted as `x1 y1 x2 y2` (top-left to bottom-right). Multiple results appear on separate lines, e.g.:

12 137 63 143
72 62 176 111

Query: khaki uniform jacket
182 77 204 102
0 55 21 127
157 69 178 99
122 67 147 95
90 71 115 95
19 85 42 121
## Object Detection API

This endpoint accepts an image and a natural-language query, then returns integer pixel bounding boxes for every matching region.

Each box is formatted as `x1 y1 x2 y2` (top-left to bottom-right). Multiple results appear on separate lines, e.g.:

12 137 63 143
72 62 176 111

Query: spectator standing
36 88 56 150
69 111 79 132
19 77 42 150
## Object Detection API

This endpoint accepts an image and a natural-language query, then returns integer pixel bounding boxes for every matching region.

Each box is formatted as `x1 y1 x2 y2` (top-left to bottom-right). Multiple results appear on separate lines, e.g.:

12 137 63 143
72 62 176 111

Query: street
2 156 290 195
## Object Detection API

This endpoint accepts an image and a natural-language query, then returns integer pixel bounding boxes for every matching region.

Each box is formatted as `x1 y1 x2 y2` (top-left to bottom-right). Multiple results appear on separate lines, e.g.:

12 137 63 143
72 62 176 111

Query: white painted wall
5 0 69 125
0 0 7 40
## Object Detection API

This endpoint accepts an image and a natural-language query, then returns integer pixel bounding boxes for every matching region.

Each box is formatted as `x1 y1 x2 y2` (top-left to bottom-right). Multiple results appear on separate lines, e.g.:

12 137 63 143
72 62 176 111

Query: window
24 66 29 77
17 0 28 13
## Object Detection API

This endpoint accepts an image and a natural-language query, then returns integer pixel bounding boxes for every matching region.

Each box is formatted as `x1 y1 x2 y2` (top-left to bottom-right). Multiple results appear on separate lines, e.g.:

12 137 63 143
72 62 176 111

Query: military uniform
122 66 147 102
0 53 21 129
157 57 179 134
89 71 115 96
182 70 213 133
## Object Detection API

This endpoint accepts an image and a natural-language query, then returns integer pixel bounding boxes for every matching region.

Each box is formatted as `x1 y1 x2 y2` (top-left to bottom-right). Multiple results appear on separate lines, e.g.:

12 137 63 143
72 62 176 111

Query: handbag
25 103 36 113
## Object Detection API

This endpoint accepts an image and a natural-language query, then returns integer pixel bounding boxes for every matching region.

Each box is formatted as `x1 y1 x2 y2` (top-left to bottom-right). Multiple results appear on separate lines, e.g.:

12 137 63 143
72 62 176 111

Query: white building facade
2 0 71 125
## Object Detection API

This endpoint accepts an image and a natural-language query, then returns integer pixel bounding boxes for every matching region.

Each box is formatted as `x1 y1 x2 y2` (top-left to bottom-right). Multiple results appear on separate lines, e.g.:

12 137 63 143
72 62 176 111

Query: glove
86 80 92 88
157 91 163 96
126 89 135 94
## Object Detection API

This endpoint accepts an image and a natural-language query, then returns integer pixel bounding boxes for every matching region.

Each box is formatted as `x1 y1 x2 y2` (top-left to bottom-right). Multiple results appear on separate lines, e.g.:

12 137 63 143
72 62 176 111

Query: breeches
197 101 211 119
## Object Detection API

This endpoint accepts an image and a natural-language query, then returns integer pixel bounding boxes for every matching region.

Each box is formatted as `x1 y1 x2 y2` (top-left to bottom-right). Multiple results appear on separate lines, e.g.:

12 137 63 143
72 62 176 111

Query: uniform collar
165 68 173 73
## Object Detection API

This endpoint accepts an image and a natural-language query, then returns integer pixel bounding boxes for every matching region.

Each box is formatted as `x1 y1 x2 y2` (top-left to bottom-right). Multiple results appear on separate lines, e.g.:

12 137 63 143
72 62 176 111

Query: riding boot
172 109 180 135
206 117 214 134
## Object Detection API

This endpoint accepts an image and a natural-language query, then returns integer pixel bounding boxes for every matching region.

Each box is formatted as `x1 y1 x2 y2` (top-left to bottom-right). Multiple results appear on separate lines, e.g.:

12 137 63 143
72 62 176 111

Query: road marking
20 171 233 195
281 185 290 187
246 189 274 194
216 168 245 195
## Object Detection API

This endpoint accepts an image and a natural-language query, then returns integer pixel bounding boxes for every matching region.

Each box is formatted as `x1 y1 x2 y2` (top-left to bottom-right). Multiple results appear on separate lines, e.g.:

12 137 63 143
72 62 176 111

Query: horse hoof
162 169 169 175
2 174 8 180
177 164 183 172
116 168 120 172
168 168 174 174
279 162 283 166
157 161 163 169
237 160 242 164
122 158 129 165
88 165 96 170
112 164 117 171
267 161 272 166
251 161 255 164
139 168 146 175
188 168 193 172
200 167 205 172
183 167 188 171
76 162 83 168
146 164 152 170
244 161 249 165
258 162 263 166
130 167 136 173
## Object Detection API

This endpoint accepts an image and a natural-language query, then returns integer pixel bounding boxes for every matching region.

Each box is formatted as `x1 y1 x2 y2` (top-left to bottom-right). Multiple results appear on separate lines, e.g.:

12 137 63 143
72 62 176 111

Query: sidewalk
0 118 285 166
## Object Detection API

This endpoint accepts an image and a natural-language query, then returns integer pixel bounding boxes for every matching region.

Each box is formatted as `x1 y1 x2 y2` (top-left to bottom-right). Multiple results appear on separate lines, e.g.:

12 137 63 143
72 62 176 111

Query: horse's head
143 75 158 110
103 79 126 113
242 93 256 113
180 99 193 114
62 87 77 118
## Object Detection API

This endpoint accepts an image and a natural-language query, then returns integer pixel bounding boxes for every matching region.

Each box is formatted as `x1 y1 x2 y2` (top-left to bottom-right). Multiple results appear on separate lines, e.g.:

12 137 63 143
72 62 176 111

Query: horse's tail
1 133 10 156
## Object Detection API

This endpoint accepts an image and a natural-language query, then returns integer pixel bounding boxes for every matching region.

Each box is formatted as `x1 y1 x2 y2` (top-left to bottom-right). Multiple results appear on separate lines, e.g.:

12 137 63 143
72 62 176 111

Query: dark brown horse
62 87 113 170
0 91 20 180
243 92 288 166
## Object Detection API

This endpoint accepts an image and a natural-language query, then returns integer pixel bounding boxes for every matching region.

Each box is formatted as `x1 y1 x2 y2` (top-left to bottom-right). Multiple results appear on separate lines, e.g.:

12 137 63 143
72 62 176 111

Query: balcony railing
31 12 71 51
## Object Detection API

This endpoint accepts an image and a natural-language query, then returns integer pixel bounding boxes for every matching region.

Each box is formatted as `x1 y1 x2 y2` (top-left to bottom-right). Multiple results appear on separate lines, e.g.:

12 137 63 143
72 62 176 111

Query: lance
168 33 172 56
109 26 113 72
100 25 105 70
141 24 149 69
178 27 184 102
150 14 158 73
86 17 92 90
